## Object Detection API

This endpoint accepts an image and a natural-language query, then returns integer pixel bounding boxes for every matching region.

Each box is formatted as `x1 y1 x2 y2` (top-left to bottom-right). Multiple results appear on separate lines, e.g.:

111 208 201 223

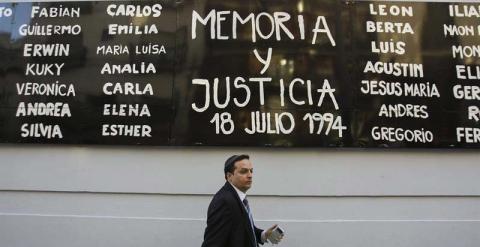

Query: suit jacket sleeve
254 226 264 245
202 197 232 247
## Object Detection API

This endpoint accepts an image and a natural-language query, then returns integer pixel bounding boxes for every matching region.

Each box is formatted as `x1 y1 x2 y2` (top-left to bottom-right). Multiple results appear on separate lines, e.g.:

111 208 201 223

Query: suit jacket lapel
224 182 257 247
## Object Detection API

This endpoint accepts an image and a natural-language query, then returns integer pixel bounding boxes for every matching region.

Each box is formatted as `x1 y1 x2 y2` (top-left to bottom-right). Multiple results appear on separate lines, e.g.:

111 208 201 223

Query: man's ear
226 172 233 180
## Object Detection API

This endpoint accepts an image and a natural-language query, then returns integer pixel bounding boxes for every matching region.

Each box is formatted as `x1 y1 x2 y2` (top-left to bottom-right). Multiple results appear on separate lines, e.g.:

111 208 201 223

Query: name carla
103 82 153 95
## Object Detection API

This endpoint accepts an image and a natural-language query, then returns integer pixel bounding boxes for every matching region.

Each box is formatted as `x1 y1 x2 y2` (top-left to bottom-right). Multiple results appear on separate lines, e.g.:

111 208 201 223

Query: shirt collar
229 182 247 201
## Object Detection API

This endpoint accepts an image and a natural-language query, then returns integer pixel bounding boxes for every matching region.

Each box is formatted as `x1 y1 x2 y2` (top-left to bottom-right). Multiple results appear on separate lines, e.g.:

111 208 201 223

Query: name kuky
26 63 64 76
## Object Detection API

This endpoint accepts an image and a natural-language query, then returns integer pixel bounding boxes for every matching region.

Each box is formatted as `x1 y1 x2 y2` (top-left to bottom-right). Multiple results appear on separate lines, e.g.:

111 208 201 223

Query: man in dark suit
201 154 281 247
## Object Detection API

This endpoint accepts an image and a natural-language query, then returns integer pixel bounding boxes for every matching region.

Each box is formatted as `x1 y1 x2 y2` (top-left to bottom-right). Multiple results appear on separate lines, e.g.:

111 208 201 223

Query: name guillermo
19 23 81 36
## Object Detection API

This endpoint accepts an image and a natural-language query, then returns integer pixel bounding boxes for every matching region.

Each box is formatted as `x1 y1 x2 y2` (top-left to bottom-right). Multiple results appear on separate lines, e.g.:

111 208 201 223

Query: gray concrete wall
0 146 479 247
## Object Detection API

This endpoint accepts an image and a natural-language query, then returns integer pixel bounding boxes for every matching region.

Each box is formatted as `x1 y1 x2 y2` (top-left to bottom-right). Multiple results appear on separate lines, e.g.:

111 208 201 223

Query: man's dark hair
224 154 250 180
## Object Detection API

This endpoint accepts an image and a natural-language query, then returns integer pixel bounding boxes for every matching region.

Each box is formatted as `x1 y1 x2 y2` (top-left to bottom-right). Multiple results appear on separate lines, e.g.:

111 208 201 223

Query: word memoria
192 10 336 45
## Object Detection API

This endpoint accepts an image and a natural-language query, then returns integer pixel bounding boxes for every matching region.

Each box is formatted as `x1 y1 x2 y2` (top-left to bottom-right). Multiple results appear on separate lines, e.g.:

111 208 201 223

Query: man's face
227 159 253 193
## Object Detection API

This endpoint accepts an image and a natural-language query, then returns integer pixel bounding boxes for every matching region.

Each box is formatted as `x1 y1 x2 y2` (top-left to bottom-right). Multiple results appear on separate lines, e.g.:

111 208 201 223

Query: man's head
224 154 253 192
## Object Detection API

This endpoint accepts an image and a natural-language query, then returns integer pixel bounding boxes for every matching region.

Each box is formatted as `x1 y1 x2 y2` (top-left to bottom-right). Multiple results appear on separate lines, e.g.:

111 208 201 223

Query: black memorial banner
0 0 478 148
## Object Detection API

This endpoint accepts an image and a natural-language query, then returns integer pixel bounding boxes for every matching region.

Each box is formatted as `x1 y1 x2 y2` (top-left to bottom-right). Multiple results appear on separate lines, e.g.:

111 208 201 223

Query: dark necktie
243 197 257 246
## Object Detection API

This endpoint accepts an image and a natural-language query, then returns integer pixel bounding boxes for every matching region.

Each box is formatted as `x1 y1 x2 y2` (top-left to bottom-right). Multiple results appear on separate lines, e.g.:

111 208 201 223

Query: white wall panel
1 192 480 220
1 214 479 247
0 146 479 196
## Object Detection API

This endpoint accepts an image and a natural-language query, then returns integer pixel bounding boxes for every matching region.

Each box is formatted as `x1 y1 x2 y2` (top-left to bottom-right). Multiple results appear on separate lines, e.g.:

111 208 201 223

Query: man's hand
265 224 283 244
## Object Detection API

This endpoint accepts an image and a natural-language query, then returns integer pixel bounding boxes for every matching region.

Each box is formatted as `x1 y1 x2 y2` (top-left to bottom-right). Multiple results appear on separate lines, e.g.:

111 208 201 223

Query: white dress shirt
230 182 268 243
